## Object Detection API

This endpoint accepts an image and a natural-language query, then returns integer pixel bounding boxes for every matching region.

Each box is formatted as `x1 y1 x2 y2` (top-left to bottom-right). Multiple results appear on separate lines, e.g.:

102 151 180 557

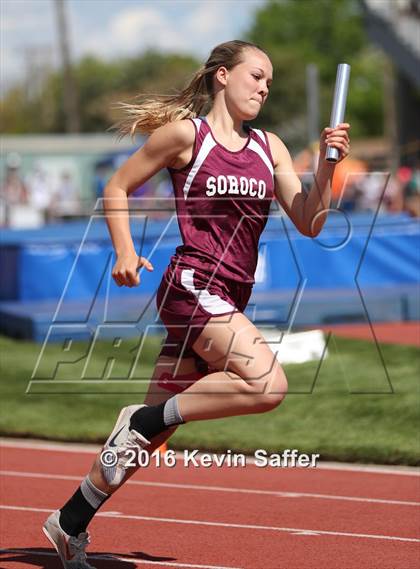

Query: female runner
43 39 350 568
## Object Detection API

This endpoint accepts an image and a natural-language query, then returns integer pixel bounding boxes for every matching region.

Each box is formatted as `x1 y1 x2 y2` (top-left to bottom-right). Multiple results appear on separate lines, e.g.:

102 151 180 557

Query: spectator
403 159 420 216
331 157 368 210
0 153 28 227
25 162 53 224
383 172 404 213
352 167 387 213
51 171 82 221
93 163 108 200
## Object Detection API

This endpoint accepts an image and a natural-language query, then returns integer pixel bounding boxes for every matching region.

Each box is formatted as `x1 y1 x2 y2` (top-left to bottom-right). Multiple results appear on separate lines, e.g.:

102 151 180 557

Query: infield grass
0 333 419 465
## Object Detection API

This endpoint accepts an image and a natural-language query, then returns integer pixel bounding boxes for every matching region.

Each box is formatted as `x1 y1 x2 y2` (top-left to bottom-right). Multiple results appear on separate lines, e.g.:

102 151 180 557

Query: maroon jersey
168 116 275 284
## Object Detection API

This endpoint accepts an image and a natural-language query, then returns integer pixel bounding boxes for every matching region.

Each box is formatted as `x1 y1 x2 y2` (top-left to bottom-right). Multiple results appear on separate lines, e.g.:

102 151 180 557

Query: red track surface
0 440 419 569
317 321 420 347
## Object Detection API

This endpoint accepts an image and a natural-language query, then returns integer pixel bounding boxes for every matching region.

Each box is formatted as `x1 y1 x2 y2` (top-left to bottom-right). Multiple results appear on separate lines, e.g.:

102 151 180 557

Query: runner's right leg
130 310 288 437
176 311 288 420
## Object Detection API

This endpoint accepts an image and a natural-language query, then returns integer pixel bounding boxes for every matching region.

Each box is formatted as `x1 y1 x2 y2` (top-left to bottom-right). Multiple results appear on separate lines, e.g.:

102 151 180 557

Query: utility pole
18 45 55 130
306 63 320 147
53 0 80 132
383 57 399 170
18 45 53 101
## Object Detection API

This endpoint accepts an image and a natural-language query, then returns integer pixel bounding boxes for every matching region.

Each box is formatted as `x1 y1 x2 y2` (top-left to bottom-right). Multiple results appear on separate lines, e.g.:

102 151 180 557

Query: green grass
0 334 419 465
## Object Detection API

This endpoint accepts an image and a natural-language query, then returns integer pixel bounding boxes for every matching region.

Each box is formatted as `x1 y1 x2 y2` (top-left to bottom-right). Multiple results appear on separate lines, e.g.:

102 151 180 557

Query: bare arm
103 119 195 287
267 124 350 237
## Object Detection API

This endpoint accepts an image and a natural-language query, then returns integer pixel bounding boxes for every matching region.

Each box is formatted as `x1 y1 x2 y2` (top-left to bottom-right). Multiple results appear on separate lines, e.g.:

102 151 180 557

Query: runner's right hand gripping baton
326 63 351 163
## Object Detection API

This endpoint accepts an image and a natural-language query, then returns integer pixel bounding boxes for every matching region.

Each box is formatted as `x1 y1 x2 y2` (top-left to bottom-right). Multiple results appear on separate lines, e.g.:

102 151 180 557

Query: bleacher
362 0 420 87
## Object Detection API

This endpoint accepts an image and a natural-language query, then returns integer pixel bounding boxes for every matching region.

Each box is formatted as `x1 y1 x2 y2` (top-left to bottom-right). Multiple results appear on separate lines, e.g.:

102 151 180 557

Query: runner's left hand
319 123 351 163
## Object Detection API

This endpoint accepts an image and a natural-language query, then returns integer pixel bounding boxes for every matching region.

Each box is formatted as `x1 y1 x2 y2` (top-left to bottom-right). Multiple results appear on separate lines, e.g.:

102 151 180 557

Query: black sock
59 476 109 536
130 402 167 440
130 397 185 440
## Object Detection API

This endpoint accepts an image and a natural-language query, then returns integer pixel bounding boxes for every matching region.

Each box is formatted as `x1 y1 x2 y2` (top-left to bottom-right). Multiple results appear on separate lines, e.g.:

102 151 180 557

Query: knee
255 391 287 413
253 371 288 413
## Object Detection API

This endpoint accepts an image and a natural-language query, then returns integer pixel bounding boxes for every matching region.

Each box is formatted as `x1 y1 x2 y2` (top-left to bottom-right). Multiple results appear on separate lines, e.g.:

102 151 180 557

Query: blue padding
0 211 413 246
0 213 419 310
1 284 418 343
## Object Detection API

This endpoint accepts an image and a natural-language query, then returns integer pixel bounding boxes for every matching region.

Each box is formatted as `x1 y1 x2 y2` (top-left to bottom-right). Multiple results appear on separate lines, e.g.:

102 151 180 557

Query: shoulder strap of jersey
179 117 216 199
186 117 211 160
249 127 275 169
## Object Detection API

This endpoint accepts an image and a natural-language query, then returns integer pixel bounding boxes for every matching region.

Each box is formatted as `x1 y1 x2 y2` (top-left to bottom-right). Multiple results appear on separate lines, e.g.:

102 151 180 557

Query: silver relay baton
326 63 351 163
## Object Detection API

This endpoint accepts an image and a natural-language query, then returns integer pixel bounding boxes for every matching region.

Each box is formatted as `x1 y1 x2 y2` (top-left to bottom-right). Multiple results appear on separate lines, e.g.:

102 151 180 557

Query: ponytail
113 40 267 139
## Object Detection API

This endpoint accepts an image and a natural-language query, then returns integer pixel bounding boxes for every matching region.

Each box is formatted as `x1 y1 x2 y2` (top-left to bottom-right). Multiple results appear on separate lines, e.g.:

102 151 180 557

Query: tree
1 51 201 134
246 0 385 148
1 0 385 141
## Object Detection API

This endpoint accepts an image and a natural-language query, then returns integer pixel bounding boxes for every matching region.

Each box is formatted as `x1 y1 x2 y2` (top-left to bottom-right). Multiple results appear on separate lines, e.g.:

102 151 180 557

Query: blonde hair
114 40 268 139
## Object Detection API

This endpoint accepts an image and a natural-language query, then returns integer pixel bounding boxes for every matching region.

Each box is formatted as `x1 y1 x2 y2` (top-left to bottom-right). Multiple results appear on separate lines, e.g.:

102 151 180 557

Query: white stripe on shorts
180 269 237 315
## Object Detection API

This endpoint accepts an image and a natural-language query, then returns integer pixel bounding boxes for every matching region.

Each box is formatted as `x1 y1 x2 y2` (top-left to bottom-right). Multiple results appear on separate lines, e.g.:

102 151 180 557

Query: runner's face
223 49 273 120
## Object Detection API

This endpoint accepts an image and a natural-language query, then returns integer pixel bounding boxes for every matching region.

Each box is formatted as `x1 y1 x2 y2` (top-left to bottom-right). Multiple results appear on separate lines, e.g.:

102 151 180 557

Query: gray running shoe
100 404 150 487
43 509 96 569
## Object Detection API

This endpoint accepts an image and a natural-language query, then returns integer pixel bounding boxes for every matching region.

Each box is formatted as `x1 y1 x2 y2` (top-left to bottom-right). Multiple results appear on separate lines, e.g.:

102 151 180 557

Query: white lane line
0 547 242 569
1 470 419 508
314 461 420 476
1 504 419 544
0 439 100 454
1 438 419 476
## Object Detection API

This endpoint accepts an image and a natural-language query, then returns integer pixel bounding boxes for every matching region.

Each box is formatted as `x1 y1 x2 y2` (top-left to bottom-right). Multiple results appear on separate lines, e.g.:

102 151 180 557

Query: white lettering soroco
205 175 267 199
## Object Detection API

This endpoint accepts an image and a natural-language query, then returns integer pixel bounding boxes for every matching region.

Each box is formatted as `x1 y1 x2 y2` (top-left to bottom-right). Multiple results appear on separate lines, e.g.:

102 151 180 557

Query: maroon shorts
156 258 252 370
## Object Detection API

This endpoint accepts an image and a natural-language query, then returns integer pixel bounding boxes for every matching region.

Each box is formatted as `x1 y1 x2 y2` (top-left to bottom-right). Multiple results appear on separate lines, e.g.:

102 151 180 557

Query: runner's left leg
89 354 200 492
46 355 201 545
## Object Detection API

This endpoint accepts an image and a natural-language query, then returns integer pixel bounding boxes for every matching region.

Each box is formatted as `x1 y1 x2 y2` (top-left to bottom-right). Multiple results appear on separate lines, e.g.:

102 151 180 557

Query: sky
0 0 265 95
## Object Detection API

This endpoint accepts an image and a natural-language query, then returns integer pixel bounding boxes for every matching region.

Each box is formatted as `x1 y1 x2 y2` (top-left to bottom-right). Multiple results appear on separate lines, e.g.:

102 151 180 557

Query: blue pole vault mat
0 212 419 342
